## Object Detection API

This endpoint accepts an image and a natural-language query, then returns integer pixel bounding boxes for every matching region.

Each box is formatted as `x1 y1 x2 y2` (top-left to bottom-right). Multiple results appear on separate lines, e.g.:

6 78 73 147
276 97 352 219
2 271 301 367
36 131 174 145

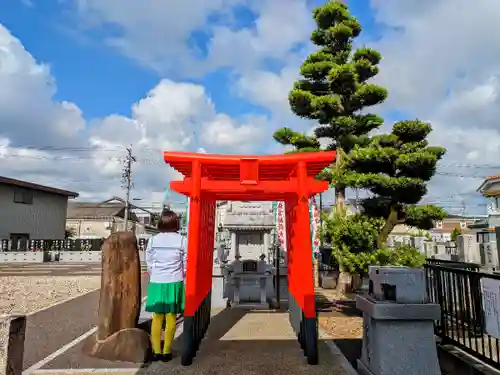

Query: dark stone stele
82 231 151 363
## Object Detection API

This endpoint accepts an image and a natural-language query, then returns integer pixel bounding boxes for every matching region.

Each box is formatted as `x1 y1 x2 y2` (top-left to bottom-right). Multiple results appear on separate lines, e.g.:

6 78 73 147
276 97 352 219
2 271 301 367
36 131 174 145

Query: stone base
82 328 151 363
231 302 269 309
356 295 441 375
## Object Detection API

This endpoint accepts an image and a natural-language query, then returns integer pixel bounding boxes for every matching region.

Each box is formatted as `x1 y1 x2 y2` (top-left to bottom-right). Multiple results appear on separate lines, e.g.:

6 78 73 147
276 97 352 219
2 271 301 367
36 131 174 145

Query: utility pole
121 145 136 231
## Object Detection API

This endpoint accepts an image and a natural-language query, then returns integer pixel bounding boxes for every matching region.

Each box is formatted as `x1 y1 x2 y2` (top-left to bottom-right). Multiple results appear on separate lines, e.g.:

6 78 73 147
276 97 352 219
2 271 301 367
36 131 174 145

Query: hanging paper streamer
274 201 287 252
309 196 321 256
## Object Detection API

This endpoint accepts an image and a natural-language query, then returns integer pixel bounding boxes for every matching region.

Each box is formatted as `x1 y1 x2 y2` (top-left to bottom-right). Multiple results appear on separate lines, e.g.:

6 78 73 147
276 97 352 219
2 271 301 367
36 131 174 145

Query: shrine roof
163 151 336 181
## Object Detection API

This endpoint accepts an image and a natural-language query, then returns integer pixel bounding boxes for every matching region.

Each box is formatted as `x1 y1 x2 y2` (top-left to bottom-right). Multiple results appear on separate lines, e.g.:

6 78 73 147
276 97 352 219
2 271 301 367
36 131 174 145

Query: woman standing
145 209 187 361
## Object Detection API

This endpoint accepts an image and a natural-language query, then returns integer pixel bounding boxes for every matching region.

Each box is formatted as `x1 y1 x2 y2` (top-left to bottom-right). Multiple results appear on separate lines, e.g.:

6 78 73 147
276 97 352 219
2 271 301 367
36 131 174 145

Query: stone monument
82 232 150 363
456 234 480 264
356 266 441 375
219 201 275 306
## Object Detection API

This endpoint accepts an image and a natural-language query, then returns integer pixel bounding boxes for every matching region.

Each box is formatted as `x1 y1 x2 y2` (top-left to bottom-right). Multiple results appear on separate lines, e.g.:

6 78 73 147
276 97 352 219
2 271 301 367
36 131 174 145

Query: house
66 199 160 239
385 214 485 245
476 174 500 242
0 176 78 240
429 215 480 242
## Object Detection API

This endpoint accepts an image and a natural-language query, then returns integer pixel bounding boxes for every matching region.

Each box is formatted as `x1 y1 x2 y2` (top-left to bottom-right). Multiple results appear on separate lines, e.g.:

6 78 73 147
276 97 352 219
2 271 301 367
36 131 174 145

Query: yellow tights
151 312 176 354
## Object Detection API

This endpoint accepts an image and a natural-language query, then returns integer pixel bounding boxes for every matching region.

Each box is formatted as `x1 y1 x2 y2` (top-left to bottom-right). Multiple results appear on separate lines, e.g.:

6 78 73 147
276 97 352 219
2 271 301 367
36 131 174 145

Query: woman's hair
157 209 180 232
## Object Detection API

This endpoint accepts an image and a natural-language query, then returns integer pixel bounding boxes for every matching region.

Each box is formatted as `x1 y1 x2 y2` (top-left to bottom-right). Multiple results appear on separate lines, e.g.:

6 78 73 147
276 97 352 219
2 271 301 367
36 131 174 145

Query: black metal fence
425 259 500 369
0 238 149 252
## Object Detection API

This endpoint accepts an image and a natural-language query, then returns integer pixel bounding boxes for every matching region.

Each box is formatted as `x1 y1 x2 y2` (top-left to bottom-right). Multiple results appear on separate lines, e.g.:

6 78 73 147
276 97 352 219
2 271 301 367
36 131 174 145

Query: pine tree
344 120 447 247
273 0 387 211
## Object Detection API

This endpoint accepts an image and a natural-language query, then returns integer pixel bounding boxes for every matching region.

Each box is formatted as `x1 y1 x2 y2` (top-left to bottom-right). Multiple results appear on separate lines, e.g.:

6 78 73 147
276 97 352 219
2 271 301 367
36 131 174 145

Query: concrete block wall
0 252 44 263
59 251 102 262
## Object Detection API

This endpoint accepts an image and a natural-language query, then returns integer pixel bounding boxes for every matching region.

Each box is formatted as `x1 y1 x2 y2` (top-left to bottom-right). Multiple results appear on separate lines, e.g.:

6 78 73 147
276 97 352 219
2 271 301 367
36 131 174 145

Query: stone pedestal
356 295 441 375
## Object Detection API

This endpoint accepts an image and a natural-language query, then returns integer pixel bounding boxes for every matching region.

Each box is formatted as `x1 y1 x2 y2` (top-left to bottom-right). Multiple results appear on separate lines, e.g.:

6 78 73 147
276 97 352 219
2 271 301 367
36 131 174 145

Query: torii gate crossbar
164 151 335 366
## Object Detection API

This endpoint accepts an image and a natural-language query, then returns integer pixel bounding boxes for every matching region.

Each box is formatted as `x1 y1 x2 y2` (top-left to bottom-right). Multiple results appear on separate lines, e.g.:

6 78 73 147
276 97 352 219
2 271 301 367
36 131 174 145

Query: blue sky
1 0 380 120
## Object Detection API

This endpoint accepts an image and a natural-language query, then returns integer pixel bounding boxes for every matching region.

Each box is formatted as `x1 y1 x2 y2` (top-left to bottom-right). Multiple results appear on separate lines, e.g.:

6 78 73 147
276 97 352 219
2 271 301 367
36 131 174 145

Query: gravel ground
0 276 101 374
0 276 101 316
316 289 363 368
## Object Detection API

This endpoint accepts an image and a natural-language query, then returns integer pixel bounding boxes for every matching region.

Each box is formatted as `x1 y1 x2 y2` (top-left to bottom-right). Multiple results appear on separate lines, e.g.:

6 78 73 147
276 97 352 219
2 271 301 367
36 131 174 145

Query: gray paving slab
22 276 150 370
38 309 353 375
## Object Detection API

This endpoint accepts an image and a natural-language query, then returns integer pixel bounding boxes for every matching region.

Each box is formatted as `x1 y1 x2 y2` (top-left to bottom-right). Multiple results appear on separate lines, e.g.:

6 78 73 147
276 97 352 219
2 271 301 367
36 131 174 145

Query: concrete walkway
36 308 355 375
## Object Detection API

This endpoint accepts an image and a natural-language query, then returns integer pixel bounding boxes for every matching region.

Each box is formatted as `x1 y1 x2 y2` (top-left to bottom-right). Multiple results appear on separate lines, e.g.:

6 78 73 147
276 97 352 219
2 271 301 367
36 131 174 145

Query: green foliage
332 244 426 273
321 212 382 272
322 211 383 253
272 127 320 153
321 202 427 273
451 227 462 242
273 0 388 200
405 205 446 230
408 229 429 238
343 120 447 245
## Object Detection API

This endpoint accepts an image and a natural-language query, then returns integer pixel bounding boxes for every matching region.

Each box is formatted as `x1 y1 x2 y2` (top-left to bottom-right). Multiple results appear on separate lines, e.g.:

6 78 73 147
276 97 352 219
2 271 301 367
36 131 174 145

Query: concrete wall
0 251 44 263
66 219 112 238
66 218 152 239
0 184 70 240
57 250 146 263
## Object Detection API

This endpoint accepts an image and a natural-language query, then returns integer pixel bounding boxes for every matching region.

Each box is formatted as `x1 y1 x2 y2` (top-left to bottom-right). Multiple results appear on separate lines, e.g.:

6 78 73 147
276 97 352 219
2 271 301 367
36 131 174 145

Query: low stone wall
0 250 146 263
58 251 102 263
0 252 44 263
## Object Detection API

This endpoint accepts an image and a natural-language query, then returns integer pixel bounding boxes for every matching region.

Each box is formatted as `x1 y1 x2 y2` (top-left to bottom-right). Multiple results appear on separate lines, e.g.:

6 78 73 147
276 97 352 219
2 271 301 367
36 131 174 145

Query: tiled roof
67 202 138 221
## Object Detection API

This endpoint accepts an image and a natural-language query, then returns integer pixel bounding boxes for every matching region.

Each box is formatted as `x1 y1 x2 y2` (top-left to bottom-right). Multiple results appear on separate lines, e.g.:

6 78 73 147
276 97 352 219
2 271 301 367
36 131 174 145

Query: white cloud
70 0 243 74
69 0 314 76
236 67 298 115
202 114 265 152
0 24 264 201
368 0 500 214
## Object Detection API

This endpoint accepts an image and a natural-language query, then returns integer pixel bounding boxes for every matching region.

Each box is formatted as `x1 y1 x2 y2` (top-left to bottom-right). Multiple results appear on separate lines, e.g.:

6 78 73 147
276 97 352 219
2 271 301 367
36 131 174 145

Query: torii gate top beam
164 151 336 201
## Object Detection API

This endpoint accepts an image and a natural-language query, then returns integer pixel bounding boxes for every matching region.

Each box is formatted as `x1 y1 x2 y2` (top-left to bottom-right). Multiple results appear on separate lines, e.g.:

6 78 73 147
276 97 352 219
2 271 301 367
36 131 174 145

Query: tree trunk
335 187 346 213
336 271 361 295
334 148 346 213
83 231 150 363
377 207 399 249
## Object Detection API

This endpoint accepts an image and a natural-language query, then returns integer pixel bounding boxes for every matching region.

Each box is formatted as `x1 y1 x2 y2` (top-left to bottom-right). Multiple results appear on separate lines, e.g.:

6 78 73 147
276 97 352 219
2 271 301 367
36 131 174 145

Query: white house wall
66 219 112 238
482 181 500 195
66 218 152 239
0 184 70 239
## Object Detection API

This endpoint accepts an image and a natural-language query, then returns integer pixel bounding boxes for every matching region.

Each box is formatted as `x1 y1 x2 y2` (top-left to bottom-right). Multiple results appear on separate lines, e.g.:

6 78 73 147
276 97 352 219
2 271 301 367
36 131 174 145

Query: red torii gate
164 150 335 366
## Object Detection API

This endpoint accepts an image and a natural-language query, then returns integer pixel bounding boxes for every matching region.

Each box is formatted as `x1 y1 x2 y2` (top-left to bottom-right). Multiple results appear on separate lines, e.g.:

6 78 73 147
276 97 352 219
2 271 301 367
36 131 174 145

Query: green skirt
145 281 185 314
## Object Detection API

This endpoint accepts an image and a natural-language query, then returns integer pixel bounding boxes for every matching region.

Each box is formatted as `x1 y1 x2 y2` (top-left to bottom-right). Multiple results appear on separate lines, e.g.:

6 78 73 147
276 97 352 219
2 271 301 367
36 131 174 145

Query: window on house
460 221 467 229
496 197 500 209
436 221 443 229
13 190 33 205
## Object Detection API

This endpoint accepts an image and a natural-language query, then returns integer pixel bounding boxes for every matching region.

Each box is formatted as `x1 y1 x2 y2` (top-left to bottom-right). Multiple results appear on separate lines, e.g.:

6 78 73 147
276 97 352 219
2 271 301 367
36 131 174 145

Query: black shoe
161 353 173 362
151 354 163 362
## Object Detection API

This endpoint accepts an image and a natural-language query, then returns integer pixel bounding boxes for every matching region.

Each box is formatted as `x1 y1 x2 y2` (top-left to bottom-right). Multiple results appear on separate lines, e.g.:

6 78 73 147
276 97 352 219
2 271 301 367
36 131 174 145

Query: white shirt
145 232 187 283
